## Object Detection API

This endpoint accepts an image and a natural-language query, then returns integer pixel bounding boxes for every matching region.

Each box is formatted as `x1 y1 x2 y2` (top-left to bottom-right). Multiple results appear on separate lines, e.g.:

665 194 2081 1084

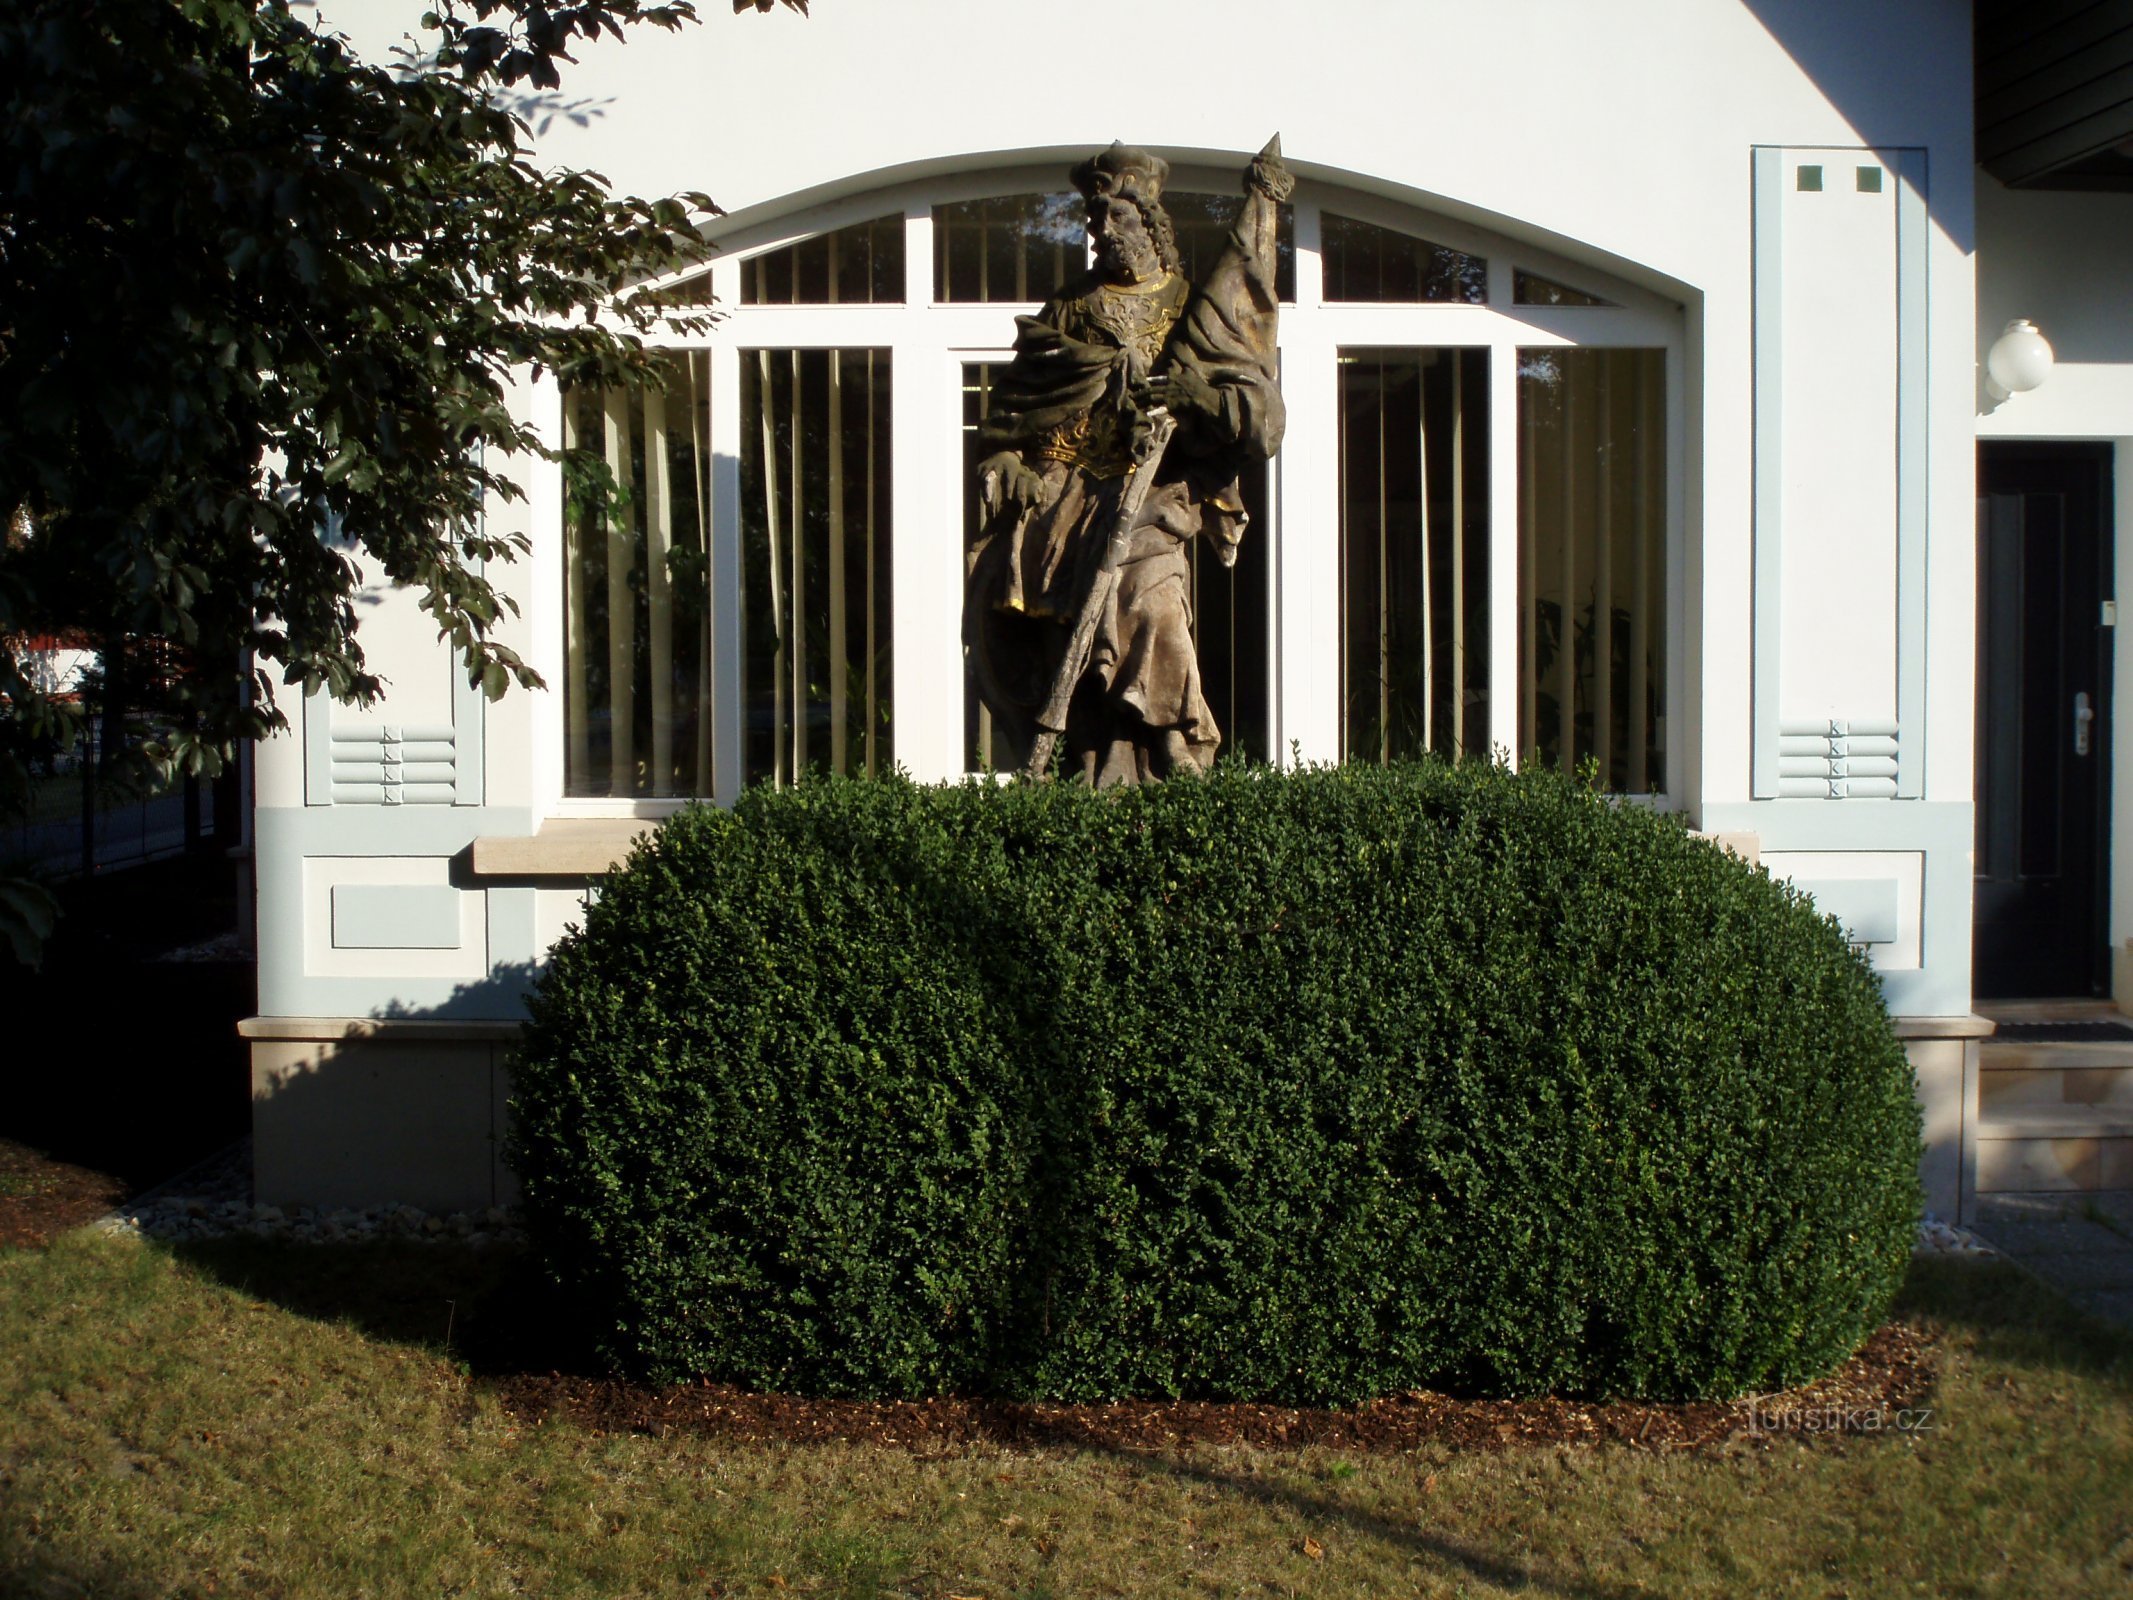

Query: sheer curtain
740 348 895 785
1338 347 1490 763
562 353 715 797
1517 347 1665 789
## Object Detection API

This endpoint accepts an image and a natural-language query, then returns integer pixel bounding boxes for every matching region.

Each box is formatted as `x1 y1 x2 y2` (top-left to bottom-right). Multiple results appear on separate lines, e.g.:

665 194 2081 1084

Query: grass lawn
2 1230 2129 1599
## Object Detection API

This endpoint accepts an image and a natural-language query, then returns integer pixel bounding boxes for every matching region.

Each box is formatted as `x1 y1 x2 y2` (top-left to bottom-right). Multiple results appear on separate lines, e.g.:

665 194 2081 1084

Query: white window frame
534 164 1690 818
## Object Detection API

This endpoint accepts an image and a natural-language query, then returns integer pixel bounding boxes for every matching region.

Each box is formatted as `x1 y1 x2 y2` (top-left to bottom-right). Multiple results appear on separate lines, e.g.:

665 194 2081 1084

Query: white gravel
92 1139 524 1247
1914 1214 1997 1257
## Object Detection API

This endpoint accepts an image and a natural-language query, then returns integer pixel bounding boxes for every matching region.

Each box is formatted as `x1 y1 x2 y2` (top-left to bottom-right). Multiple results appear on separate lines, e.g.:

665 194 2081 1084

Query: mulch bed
0 1138 128 1251
489 1321 1935 1456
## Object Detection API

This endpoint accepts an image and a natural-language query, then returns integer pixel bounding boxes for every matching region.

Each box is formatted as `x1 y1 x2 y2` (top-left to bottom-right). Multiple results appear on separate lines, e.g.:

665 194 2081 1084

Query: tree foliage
0 0 798 787
0 0 799 954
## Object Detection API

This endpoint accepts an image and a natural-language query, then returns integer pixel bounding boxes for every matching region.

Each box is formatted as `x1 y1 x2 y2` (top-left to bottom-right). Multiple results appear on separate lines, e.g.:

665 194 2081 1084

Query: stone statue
964 138 1290 784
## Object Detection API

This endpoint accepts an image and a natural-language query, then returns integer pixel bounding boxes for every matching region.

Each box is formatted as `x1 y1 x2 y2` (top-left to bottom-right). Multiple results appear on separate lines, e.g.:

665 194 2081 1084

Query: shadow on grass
1896 1253 2133 1395
1101 1443 1657 1600
0 1550 178 1600
0 851 250 1192
145 1243 2133 1600
171 1237 2128 1379
164 1236 2133 1404
165 1235 599 1376
160 1240 1654 1600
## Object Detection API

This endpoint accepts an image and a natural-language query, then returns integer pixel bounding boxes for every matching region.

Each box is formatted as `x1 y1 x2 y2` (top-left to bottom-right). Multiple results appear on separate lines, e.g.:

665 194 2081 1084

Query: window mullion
1487 341 1523 767
708 342 745 806
1294 199 1325 310
903 200 933 308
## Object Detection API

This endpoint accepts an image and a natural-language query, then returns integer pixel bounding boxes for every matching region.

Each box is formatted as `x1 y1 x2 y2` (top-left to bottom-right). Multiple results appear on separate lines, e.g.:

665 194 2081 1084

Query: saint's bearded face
1090 197 1160 285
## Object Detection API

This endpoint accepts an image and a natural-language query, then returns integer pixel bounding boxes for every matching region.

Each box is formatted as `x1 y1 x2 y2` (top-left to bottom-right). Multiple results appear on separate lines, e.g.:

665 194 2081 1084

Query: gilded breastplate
1038 274 1182 480
1088 276 1181 371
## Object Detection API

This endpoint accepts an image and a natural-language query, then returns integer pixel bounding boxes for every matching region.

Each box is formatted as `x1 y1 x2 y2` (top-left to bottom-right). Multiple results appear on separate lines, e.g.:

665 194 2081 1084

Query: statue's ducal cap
1071 142 1169 206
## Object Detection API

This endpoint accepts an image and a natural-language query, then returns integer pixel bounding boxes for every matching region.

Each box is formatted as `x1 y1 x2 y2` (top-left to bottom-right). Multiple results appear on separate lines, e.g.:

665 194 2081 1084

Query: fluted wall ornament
964 138 1289 786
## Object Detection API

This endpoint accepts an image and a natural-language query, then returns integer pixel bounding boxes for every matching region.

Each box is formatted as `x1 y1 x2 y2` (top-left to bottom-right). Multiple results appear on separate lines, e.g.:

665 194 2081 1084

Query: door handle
2075 690 2094 757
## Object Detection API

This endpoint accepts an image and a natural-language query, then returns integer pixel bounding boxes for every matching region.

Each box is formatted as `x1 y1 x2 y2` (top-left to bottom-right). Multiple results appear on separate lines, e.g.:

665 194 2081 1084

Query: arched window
547 159 1686 807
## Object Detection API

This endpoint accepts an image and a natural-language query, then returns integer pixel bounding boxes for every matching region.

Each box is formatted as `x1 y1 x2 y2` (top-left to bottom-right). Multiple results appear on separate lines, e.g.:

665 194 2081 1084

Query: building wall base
242 1017 522 1212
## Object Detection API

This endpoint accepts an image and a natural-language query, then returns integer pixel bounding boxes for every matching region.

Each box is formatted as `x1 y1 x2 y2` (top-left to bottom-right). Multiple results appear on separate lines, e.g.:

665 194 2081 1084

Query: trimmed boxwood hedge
511 759 1921 1403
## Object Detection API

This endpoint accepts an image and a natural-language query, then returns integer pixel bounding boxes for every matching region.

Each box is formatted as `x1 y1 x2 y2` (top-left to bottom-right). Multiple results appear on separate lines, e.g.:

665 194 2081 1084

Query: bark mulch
0 1138 128 1251
489 1321 1935 1457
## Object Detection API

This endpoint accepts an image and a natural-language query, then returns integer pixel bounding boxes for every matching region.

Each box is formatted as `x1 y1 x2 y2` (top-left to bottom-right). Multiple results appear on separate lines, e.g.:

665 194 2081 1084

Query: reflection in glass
935 194 1083 302
739 215 904 305
1165 192 1296 305
1338 349 1490 763
934 191 1295 305
740 349 894 785
655 269 715 307
563 354 715 797
1513 269 1612 307
1323 214 1486 304
1186 452 1273 764
1517 347 1665 788
960 362 1271 771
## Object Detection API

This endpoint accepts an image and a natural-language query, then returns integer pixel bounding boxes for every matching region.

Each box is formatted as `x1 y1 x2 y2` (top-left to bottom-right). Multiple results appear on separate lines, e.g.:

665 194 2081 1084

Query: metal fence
4 730 229 880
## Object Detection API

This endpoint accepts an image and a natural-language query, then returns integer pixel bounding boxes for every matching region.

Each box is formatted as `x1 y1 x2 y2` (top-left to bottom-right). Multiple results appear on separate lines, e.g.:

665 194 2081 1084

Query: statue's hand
978 451 1048 522
1137 365 1219 424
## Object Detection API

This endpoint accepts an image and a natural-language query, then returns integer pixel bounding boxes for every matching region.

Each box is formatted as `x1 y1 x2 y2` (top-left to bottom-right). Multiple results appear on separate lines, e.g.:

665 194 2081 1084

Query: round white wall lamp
1985 318 2054 399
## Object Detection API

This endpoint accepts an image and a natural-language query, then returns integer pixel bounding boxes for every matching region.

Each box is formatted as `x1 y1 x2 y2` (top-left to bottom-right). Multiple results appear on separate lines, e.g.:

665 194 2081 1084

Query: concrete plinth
242 1017 522 1212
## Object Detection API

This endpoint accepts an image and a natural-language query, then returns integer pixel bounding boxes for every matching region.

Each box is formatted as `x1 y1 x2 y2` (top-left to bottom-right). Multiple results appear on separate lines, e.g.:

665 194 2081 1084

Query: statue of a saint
963 139 1289 784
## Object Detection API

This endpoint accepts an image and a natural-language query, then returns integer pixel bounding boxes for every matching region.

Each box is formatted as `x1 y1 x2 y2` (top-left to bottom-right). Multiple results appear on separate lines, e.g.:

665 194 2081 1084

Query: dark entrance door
1974 442 2114 998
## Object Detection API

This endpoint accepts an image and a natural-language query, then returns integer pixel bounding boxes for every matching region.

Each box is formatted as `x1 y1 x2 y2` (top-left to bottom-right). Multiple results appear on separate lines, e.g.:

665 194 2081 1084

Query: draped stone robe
964 215 1285 785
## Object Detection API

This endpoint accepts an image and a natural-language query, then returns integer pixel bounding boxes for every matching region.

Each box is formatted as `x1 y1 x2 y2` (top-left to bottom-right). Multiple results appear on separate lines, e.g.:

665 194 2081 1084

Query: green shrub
511 760 1921 1402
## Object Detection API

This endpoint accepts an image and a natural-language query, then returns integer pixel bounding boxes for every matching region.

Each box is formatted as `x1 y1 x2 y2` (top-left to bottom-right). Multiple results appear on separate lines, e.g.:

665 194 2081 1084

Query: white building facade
244 0 2133 1216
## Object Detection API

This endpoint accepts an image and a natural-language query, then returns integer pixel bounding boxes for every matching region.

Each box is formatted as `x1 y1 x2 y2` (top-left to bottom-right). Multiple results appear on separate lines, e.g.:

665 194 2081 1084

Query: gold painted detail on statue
1090 277 1179 370
1037 406 1134 479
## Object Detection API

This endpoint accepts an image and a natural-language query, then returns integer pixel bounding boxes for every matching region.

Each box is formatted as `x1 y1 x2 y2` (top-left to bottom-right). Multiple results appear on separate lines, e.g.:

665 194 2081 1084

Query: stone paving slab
2014 1252 2133 1293
1969 1190 2133 1330
1969 1218 2123 1256
2087 1191 2133 1236
1973 1192 2094 1226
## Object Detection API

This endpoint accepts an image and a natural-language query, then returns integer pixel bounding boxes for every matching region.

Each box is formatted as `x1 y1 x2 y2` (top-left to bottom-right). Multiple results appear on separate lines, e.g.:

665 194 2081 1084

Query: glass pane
562 353 715 797
962 362 1005 770
1184 454 1273 764
739 215 904 305
1517 347 1665 789
1322 214 1486 303
1165 192 1296 305
961 361 1273 772
2018 492 2066 880
1513 269 1612 307
934 190 1294 304
1338 349 1491 763
739 349 894 785
934 193 1083 303
655 269 715 307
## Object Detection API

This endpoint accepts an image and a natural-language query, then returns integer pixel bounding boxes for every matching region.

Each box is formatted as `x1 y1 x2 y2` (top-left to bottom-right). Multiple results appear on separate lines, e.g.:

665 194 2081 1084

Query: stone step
1980 1039 2133 1069
1979 1057 2133 1116
1972 1006 2133 1196
1975 1124 2133 1194
1976 998 2124 1023
1979 1113 2133 1139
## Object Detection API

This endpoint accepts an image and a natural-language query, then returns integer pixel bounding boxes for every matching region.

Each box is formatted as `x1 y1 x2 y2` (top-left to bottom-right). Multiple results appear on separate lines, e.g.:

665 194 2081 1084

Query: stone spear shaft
1018 406 1178 781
